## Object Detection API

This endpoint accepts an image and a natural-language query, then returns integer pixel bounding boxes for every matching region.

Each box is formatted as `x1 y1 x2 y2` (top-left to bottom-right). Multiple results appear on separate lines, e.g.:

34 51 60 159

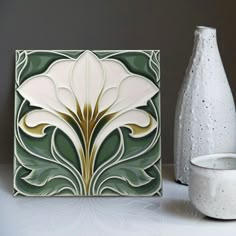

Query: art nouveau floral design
14 50 161 196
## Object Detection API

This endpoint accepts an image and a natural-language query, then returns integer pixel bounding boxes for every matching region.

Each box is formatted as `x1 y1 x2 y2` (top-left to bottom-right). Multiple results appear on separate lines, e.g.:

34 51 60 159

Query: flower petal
108 75 159 114
17 76 69 115
98 59 132 113
71 51 105 117
45 59 75 90
101 59 130 91
93 109 157 155
57 87 77 115
98 87 118 113
19 110 83 157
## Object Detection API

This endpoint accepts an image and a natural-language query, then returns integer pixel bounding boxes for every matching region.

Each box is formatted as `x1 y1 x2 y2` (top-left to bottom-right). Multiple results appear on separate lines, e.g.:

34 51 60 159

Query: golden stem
80 103 107 195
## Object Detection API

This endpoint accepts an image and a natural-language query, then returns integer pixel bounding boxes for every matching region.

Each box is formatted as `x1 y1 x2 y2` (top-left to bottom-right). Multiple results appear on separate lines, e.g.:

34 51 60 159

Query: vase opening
195 26 216 35
196 26 215 30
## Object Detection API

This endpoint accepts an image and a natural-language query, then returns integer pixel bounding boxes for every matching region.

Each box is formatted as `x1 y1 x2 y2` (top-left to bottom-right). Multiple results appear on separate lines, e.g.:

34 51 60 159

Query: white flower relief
17 50 159 193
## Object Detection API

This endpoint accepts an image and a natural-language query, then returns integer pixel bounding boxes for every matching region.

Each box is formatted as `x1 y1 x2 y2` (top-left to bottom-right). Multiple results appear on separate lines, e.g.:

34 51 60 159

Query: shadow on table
163 199 236 223
0 164 13 195
162 164 175 182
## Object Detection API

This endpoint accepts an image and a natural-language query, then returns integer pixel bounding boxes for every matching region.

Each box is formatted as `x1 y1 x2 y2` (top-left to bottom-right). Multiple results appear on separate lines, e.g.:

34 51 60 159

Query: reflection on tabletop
1 165 236 236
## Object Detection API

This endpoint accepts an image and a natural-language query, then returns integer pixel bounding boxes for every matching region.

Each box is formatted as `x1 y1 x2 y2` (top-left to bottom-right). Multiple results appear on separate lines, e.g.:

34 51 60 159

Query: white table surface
1 164 236 236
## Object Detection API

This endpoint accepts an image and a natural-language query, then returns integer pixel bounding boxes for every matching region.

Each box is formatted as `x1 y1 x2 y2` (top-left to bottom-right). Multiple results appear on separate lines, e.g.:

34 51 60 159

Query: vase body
174 26 236 185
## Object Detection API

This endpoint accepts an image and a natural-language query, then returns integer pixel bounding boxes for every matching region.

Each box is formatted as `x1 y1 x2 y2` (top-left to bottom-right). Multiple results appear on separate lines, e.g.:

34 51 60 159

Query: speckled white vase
189 153 236 220
174 26 236 185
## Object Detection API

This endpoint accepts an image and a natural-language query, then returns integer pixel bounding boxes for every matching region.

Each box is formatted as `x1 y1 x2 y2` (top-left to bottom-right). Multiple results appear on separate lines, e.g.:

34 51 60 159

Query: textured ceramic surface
189 153 236 219
14 50 161 196
174 26 236 185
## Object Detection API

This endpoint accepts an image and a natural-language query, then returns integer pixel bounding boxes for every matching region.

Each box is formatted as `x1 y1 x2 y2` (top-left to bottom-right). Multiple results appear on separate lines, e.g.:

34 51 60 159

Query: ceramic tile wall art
14 50 161 196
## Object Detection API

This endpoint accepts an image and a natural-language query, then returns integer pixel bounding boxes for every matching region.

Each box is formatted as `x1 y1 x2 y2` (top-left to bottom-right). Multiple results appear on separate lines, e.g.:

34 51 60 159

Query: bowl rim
190 153 236 171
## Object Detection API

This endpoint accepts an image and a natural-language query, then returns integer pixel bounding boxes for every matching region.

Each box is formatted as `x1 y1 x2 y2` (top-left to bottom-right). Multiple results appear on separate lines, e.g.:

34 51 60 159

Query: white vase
174 26 236 185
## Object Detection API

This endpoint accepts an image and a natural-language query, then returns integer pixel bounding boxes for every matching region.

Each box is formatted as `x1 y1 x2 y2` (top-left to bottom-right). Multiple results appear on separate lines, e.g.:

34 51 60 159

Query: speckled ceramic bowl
189 153 236 220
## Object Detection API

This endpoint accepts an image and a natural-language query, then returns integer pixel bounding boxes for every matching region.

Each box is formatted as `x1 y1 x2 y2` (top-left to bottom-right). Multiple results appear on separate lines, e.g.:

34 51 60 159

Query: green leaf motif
14 50 161 196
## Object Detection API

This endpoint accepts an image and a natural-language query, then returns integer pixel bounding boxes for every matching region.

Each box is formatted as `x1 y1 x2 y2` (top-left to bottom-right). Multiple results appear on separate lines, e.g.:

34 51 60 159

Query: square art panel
14 50 161 196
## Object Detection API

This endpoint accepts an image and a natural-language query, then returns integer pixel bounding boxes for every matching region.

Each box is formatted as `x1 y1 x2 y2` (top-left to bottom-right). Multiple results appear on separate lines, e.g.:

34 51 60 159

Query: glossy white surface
189 154 236 219
174 26 236 184
1 164 236 235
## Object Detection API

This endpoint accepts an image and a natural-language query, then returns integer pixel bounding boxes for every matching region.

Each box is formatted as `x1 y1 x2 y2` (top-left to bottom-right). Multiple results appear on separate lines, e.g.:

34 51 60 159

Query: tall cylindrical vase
174 26 236 185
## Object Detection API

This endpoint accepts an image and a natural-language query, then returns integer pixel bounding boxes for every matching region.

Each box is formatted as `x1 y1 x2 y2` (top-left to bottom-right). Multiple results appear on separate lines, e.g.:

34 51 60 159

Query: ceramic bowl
189 153 236 220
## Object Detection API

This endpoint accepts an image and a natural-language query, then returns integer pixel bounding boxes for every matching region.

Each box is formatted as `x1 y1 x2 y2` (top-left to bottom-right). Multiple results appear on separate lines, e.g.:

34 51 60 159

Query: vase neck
193 26 218 53
185 26 227 84
195 26 216 39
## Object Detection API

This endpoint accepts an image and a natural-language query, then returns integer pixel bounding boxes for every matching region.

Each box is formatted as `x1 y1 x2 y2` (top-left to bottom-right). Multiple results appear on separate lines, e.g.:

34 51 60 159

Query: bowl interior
191 155 236 170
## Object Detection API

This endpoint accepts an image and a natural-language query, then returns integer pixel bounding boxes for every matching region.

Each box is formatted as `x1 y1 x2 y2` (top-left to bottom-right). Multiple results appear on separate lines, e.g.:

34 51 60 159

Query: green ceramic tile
14 50 161 196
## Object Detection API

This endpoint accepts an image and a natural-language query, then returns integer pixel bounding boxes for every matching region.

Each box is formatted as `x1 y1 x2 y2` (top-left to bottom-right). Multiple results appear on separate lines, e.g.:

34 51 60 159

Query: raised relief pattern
14 50 161 196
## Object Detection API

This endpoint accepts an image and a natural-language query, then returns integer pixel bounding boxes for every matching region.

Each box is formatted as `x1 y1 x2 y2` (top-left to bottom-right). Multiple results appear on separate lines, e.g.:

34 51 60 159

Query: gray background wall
0 0 236 164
